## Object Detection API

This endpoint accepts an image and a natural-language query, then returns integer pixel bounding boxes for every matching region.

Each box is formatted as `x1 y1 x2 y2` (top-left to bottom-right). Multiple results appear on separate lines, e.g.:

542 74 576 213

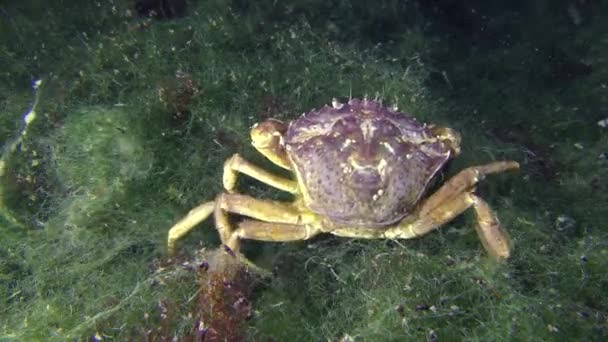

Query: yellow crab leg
214 192 318 251
382 197 467 238
167 201 215 254
217 193 313 223
168 118 299 254
470 193 512 260
222 119 299 194
382 174 514 260
419 161 519 217
223 154 298 193
398 192 510 259
232 220 322 242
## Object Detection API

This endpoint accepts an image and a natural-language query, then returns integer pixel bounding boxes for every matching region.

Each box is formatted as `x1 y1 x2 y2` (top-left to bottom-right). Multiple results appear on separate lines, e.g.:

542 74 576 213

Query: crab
167 98 519 260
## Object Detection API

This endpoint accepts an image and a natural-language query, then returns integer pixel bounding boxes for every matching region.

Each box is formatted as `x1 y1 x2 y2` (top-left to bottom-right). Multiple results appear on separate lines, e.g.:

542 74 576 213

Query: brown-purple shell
284 98 453 227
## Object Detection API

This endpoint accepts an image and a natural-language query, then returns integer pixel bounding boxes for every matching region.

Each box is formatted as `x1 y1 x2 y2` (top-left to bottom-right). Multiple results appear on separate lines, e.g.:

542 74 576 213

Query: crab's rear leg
384 161 519 260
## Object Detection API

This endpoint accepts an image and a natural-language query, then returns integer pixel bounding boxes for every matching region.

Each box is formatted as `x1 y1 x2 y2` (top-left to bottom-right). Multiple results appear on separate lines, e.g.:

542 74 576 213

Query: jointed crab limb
393 192 475 237
380 191 511 259
233 220 322 242
223 154 298 193
470 193 512 259
222 119 297 193
168 118 297 254
214 192 318 250
419 161 519 217
216 193 312 224
380 161 517 259
167 201 215 254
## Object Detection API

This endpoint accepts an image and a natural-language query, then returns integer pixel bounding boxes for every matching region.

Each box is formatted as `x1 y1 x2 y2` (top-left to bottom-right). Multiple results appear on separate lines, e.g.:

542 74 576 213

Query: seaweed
1 0 607 340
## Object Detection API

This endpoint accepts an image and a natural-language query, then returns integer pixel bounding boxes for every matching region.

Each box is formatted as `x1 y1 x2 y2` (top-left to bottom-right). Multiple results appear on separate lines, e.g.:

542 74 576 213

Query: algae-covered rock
49 106 154 229
1 105 154 230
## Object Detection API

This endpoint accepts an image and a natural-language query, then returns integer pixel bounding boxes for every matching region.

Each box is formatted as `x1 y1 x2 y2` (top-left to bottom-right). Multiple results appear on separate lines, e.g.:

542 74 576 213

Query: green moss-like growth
49 106 154 229
1 0 607 340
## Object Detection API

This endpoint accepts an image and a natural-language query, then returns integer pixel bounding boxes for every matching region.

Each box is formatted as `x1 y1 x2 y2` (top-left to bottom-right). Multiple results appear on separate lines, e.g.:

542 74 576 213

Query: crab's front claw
429 125 462 156
250 119 287 148
250 119 292 170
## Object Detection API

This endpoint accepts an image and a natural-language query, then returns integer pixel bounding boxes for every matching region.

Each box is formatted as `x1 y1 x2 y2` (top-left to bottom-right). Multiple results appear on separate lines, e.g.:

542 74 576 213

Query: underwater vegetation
1 0 607 340
135 0 189 19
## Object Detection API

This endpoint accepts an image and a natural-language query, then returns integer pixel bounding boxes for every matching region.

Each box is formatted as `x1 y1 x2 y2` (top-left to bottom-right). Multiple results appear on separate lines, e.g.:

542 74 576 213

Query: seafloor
1 0 607 340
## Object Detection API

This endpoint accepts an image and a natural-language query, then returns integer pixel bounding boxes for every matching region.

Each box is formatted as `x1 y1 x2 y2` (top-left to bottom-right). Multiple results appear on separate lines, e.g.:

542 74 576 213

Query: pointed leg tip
508 161 520 170
489 248 511 261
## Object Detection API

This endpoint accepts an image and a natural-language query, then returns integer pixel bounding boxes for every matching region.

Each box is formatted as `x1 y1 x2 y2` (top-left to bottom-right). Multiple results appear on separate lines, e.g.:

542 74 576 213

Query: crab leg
223 154 298 193
429 125 462 155
215 193 318 251
168 118 298 254
418 161 519 217
167 201 215 254
382 191 511 259
167 192 313 253
470 194 512 260
231 220 322 243
382 161 518 259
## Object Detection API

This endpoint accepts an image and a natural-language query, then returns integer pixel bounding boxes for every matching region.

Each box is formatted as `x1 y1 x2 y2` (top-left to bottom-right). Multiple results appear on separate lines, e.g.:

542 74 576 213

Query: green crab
168 98 519 260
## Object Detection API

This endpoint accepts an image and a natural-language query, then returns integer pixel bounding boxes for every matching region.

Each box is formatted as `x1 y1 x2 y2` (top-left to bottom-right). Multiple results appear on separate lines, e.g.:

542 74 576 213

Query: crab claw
430 125 462 156
250 119 287 149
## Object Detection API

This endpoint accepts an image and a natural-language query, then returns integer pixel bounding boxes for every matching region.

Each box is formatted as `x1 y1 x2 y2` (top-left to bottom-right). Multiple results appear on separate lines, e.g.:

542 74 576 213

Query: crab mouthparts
349 168 383 190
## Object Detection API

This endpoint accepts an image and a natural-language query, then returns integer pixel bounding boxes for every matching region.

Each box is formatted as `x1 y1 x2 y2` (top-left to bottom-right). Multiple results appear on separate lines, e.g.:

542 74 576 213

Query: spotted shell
284 98 453 227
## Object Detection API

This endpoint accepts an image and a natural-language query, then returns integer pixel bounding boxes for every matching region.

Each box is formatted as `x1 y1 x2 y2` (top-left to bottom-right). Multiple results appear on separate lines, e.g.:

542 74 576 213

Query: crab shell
283 98 457 228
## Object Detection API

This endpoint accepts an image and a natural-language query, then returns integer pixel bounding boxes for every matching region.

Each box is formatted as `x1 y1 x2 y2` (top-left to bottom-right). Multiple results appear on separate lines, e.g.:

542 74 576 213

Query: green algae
1 0 607 340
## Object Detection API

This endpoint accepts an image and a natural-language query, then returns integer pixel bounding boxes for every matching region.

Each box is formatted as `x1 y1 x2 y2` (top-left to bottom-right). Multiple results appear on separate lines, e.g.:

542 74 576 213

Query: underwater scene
1 0 607 340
